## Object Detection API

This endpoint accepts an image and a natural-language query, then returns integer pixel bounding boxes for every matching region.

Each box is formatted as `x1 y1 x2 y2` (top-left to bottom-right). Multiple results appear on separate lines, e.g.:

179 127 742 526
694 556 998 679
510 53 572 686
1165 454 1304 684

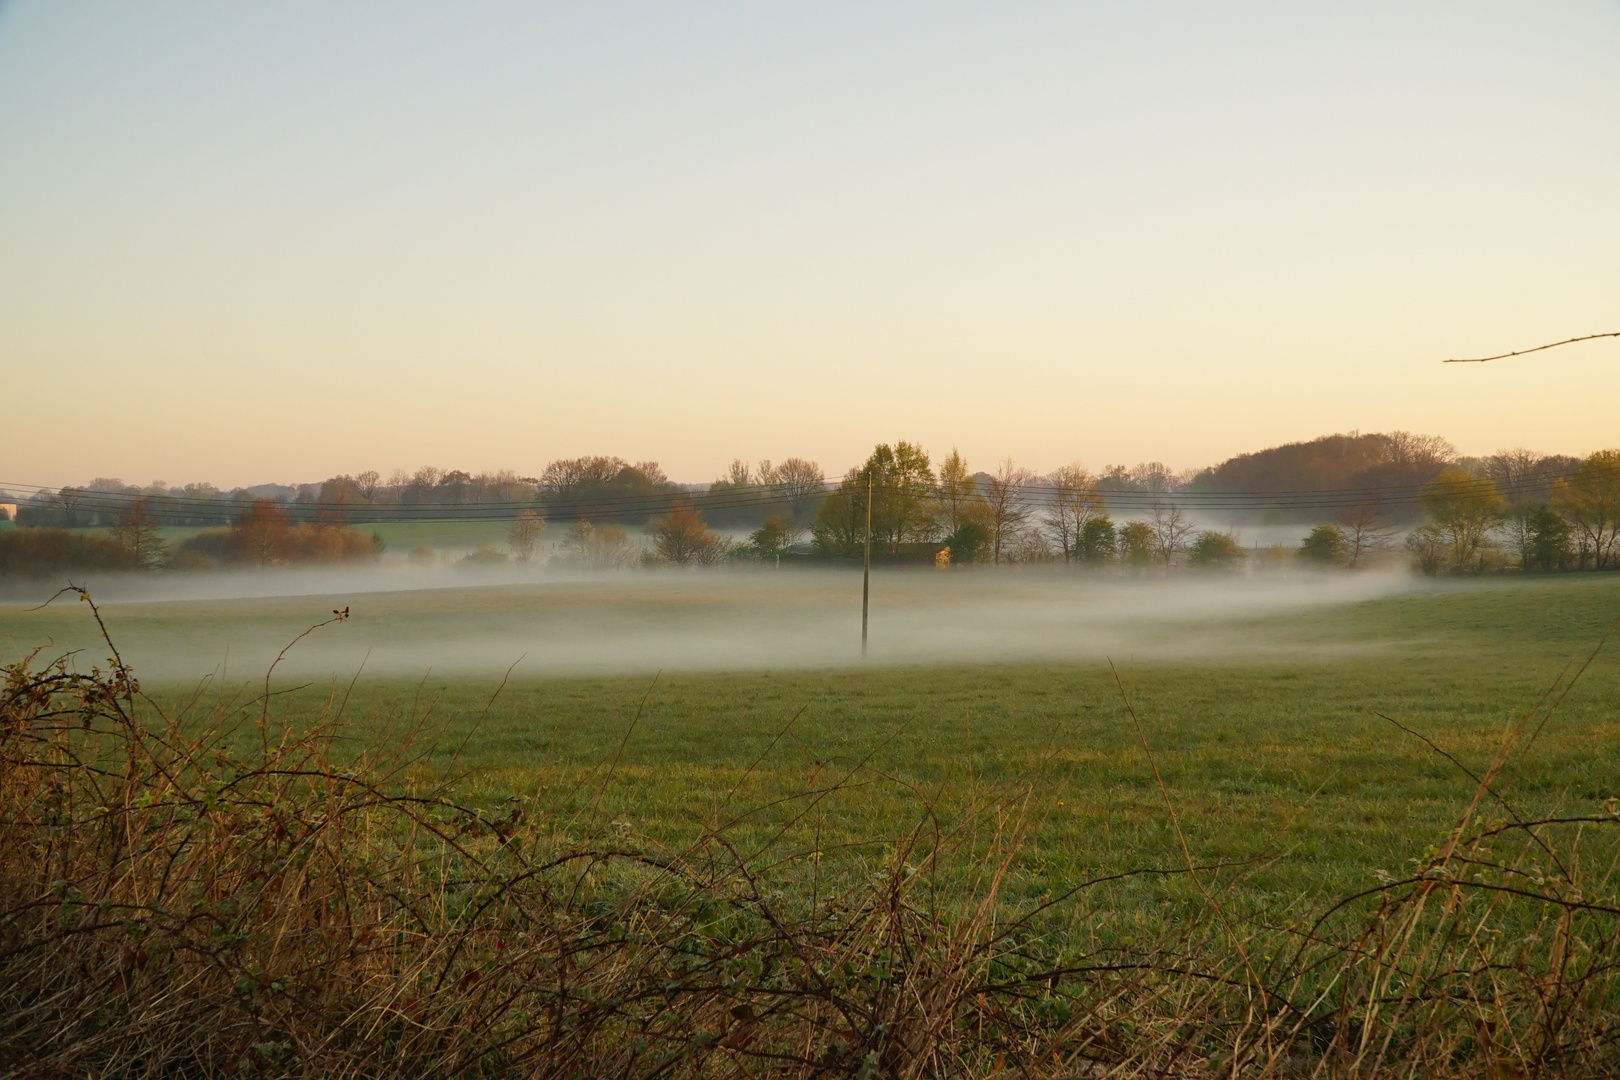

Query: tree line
3 434 1615 575
0 499 384 576
1395 451 1620 574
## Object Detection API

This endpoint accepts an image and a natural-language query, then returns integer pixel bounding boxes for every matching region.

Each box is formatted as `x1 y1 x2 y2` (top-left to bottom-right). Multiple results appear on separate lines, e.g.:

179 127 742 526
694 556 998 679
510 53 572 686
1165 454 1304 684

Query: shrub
1527 506 1575 571
1406 523 1447 575
648 504 729 566
1118 520 1155 570
944 521 988 565
1187 530 1246 570
458 542 509 566
742 514 794 560
1074 516 1116 564
1297 524 1349 566
172 527 230 567
218 500 380 566
0 527 141 576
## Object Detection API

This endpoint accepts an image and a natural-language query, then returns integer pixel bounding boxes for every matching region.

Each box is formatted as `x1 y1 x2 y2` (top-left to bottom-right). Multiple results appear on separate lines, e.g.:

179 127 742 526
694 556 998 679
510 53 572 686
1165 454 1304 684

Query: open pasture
4 570 1616 916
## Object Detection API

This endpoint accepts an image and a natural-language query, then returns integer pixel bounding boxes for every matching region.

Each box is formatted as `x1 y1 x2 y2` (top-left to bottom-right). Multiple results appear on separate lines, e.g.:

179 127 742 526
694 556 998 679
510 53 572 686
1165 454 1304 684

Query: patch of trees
173 501 381 568
806 443 1242 572
0 499 382 576
1398 450 1620 575
7 432 1604 577
0 528 141 577
1284 448 1618 574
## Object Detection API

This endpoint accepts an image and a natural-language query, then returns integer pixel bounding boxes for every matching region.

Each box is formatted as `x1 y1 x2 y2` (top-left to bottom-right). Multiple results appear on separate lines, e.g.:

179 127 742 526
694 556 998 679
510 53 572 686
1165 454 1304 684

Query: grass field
4 571 1615 921
6 571 1619 1074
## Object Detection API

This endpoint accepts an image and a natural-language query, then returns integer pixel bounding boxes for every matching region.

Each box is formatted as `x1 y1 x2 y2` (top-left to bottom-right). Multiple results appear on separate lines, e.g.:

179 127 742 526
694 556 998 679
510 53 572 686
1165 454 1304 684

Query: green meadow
5 571 1615 920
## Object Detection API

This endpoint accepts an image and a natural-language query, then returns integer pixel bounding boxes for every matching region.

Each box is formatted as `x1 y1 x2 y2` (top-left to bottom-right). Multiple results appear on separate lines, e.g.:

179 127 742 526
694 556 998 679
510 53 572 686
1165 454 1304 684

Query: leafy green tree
943 521 989 566
1075 517 1116 564
1297 524 1349 566
1420 468 1503 572
862 442 937 552
1188 531 1245 570
1526 506 1573 571
934 448 979 535
745 515 794 560
811 477 866 558
1118 521 1154 572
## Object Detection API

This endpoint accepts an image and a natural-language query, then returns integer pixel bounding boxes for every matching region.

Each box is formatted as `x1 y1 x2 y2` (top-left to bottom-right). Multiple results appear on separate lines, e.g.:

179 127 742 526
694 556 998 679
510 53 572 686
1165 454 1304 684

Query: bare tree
508 510 547 562
1382 431 1456 470
353 470 381 501
1043 463 1104 565
1482 448 1542 488
633 461 670 486
1335 501 1398 568
111 497 168 569
1127 462 1179 494
1010 528 1055 564
540 457 628 502
984 459 1032 565
1147 503 1195 567
771 458 824 538
563 520 634 570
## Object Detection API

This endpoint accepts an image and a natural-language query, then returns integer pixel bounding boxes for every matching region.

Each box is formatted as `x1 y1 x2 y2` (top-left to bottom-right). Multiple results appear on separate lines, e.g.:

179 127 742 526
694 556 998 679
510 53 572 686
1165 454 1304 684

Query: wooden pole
861 472 872 659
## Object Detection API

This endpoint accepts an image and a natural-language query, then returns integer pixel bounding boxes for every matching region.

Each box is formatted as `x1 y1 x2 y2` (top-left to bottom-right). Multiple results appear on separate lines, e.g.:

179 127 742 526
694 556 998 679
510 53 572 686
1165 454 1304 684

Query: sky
1 1 1616 489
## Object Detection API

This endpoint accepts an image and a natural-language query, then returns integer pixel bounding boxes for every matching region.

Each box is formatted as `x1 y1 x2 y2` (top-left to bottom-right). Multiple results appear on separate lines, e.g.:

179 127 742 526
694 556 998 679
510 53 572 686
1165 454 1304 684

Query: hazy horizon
0 564 1425 682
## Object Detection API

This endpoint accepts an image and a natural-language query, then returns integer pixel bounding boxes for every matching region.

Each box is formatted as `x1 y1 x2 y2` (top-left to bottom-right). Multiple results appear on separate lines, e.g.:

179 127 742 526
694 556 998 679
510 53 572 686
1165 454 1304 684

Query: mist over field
0 567 1424 684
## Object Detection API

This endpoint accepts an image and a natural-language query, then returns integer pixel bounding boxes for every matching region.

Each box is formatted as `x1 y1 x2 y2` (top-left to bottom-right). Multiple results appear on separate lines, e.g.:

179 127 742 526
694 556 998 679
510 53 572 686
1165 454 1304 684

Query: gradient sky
2 1 1616 489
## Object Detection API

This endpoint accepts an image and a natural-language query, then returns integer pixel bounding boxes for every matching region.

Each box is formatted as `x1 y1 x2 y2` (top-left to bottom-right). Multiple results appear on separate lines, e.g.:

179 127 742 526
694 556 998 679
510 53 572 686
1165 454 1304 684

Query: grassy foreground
185 574 1619 913
3 573 1619 1077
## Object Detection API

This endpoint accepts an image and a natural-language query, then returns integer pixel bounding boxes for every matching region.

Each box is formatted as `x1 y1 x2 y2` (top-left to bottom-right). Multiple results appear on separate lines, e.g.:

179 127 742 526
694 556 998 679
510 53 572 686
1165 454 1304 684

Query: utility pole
861 472 872 659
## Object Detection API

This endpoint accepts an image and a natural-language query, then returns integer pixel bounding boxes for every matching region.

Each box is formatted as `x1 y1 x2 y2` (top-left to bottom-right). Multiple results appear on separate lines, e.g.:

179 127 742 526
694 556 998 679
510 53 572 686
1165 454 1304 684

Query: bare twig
1446 331 1619 363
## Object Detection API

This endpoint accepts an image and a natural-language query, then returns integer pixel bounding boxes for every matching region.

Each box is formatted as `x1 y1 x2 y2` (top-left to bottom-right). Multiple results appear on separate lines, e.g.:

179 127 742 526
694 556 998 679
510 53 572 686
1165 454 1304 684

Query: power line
0 467 1577 521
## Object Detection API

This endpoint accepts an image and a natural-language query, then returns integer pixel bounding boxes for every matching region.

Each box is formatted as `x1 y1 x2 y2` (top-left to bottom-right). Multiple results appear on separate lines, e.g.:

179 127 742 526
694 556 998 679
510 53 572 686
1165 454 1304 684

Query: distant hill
1184 431 1456 521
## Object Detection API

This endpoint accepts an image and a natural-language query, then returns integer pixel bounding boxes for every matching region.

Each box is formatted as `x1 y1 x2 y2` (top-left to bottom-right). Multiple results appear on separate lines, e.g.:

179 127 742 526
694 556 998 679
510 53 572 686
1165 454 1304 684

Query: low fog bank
0 562 639 605
0 567 1425 684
